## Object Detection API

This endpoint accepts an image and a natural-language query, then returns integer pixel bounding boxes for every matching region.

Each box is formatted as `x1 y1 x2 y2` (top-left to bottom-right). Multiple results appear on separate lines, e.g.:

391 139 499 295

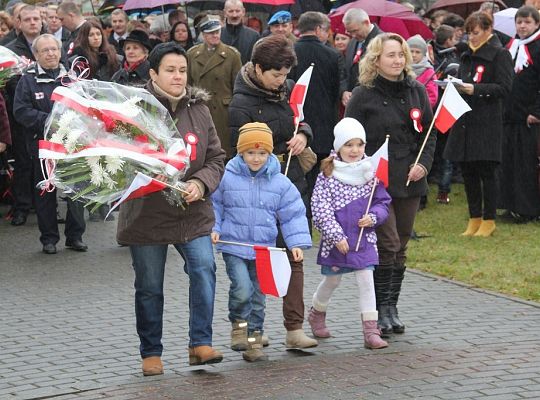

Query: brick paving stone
1 206 540 399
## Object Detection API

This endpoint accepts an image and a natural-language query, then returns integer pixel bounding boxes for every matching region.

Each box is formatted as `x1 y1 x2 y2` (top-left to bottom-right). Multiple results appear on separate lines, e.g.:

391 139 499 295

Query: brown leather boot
141 356 163 376
188 346 223 366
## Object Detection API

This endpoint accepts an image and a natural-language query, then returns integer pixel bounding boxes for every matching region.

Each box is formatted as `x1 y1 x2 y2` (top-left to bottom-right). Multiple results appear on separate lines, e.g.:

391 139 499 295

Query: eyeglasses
38 47 60 54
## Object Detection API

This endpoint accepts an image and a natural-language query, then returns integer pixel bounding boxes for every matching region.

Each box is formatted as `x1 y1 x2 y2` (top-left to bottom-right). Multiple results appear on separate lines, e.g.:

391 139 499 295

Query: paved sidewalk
1 205 539 399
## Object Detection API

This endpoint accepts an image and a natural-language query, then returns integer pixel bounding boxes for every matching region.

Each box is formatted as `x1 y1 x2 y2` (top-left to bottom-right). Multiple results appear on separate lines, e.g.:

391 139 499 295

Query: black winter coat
221 23 260 65
345 75 435 198
444 36 513 163
69 47 122 82
229 64 313 200
289 35 342 155
504 36 540 123
111 61 151 88
13 64 68 155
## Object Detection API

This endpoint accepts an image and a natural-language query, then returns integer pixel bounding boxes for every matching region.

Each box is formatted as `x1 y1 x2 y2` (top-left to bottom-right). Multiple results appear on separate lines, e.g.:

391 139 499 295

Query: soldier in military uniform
187 16 242 158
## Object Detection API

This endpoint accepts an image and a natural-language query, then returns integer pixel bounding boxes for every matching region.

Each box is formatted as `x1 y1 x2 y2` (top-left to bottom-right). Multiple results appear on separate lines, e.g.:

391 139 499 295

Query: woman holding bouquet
116 42 226 376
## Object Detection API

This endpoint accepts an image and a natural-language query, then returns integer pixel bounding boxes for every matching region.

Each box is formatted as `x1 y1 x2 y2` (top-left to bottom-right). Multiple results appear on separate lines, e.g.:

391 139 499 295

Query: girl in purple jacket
308 118 391 349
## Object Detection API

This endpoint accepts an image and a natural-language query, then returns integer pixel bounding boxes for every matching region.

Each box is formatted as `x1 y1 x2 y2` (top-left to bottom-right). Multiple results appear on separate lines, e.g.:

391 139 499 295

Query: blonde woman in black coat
345 33 435 336
443 12 513 237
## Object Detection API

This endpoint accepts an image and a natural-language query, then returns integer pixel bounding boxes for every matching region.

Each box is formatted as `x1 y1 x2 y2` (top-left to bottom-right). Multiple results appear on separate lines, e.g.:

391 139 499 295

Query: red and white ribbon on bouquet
39 139 188 178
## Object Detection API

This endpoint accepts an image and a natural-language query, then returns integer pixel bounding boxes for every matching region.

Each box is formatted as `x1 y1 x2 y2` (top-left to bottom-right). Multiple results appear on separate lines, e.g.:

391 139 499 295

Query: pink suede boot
362 312 388 349
308 307 331 338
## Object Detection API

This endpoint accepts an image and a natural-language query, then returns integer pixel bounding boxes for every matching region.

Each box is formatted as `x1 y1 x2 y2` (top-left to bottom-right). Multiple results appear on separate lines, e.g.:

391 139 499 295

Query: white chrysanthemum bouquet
0 45 29 88
39 80 190 211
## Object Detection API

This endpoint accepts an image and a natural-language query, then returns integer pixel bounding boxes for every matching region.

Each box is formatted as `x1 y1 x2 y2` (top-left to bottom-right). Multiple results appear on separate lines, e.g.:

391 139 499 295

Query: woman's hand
210 232 219 244
526 114 540 127
358 215 373 228
287 133 307 156
457 83 474 95
184 181 203 203
408 164 426 182
0 142 6 153
335 239 349 255
291 247 304 262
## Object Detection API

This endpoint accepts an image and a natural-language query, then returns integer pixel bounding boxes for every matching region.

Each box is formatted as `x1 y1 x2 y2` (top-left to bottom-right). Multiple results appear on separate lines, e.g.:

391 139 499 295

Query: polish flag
434 82 472 134
105 172 166 219
254 246 291 298
369 137 389 188
289 64 314 125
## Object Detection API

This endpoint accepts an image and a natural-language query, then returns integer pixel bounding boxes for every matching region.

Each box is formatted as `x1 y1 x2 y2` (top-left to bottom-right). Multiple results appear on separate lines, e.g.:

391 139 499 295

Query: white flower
86 156 101 167
89 162 106 186
103 173 117 190
49 132 65 144
65 129 84 152
104 156 124 174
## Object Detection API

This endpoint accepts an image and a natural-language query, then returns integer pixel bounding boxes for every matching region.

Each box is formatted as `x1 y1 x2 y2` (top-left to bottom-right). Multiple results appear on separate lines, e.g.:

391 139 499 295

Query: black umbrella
97 0 127 15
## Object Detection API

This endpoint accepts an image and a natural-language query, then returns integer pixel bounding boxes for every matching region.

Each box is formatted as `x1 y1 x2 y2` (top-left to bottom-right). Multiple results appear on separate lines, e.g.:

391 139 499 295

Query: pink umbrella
425 0 507 18
243 0 294 4
122 0 179 11
329 0 433 40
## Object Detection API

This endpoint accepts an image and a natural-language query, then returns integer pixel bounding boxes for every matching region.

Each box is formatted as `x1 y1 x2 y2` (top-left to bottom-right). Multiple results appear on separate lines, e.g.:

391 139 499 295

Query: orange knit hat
237 122 274 154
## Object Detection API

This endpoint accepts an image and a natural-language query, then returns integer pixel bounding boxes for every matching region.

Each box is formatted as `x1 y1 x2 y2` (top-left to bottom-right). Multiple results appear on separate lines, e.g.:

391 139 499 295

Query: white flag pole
216 239 286 252
405 82 452 187
354 178 378 252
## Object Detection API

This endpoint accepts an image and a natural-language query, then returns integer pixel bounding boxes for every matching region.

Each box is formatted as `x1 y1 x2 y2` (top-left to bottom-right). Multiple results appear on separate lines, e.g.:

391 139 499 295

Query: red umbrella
425 0 507 18
329 0 433 40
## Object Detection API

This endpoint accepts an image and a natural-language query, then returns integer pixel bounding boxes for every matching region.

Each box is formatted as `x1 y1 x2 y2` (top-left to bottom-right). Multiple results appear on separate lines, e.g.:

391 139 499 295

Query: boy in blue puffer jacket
211 122 311 362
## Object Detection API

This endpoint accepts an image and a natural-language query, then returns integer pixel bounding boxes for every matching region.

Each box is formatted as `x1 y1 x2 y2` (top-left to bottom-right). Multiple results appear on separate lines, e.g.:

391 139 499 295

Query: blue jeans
130 235 217 358
223 253 266 334
438 158 453 194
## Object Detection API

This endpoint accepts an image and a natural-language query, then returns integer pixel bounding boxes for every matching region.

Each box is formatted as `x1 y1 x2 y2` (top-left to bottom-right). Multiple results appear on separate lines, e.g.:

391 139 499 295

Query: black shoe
42 243 57 254
11 213 27 226
65 239 88 252
377 305 394 336
388 305 405 334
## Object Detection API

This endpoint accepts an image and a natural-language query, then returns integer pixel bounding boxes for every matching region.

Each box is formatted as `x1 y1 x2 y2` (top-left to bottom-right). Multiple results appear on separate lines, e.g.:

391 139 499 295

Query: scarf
507 29 540 73
240 62 288 103
468 34 493 53
331 153 374 186
151 81 186 112
411 57 431 78
124 58 145 72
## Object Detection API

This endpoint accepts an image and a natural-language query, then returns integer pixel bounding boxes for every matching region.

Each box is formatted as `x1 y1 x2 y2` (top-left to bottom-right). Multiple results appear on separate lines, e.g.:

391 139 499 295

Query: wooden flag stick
154 178 205 201
405 81 452 187
354 178 378 252
216 239 286 252
284 122 300 177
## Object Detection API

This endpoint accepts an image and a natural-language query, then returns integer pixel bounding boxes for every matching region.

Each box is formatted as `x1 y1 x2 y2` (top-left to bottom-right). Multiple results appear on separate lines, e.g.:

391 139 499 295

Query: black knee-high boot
374 264 393 335
388 264 406 333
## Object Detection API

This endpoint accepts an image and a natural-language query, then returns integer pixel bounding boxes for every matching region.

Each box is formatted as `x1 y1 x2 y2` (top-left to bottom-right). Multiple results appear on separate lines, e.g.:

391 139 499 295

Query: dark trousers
460 161 498 220
11 133 33 216
32 157 85 245
282 250 305 331
376 197 421 267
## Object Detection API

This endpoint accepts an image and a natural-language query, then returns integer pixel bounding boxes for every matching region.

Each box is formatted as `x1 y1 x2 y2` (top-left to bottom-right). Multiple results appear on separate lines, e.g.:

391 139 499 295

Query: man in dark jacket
56 1 86 55
46 6 70 48
221 0 260 65
5 5 42 226
341 8 383 107
13 34 87 254
108 9 128 55
289 11 343 199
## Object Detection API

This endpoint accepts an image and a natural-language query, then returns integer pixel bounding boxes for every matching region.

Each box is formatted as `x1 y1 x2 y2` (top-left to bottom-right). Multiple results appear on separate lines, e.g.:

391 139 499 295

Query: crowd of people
1 0 539 376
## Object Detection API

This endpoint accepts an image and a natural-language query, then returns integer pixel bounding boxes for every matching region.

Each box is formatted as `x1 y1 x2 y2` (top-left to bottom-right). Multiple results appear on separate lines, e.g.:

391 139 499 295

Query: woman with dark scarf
228 35 318 350
111 30 152 88
69 20 121 82
169 21 194 51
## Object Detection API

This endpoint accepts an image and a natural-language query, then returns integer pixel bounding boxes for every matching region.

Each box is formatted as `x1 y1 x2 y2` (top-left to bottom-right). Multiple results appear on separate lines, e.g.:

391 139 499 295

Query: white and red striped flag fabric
105 172 166 219
254 246 291 298
289 64 313 125
434 82 472 134
369 137 389 188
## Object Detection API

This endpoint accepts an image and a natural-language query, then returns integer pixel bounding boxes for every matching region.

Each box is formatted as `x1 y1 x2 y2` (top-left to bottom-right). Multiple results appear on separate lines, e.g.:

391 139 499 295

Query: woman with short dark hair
443 11 513 236
117 42 226 375
228 35 318 350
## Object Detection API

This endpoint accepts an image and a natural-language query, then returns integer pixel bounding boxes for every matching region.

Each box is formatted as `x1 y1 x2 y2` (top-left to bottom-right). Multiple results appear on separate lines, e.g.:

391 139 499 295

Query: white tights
312 269 376 314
